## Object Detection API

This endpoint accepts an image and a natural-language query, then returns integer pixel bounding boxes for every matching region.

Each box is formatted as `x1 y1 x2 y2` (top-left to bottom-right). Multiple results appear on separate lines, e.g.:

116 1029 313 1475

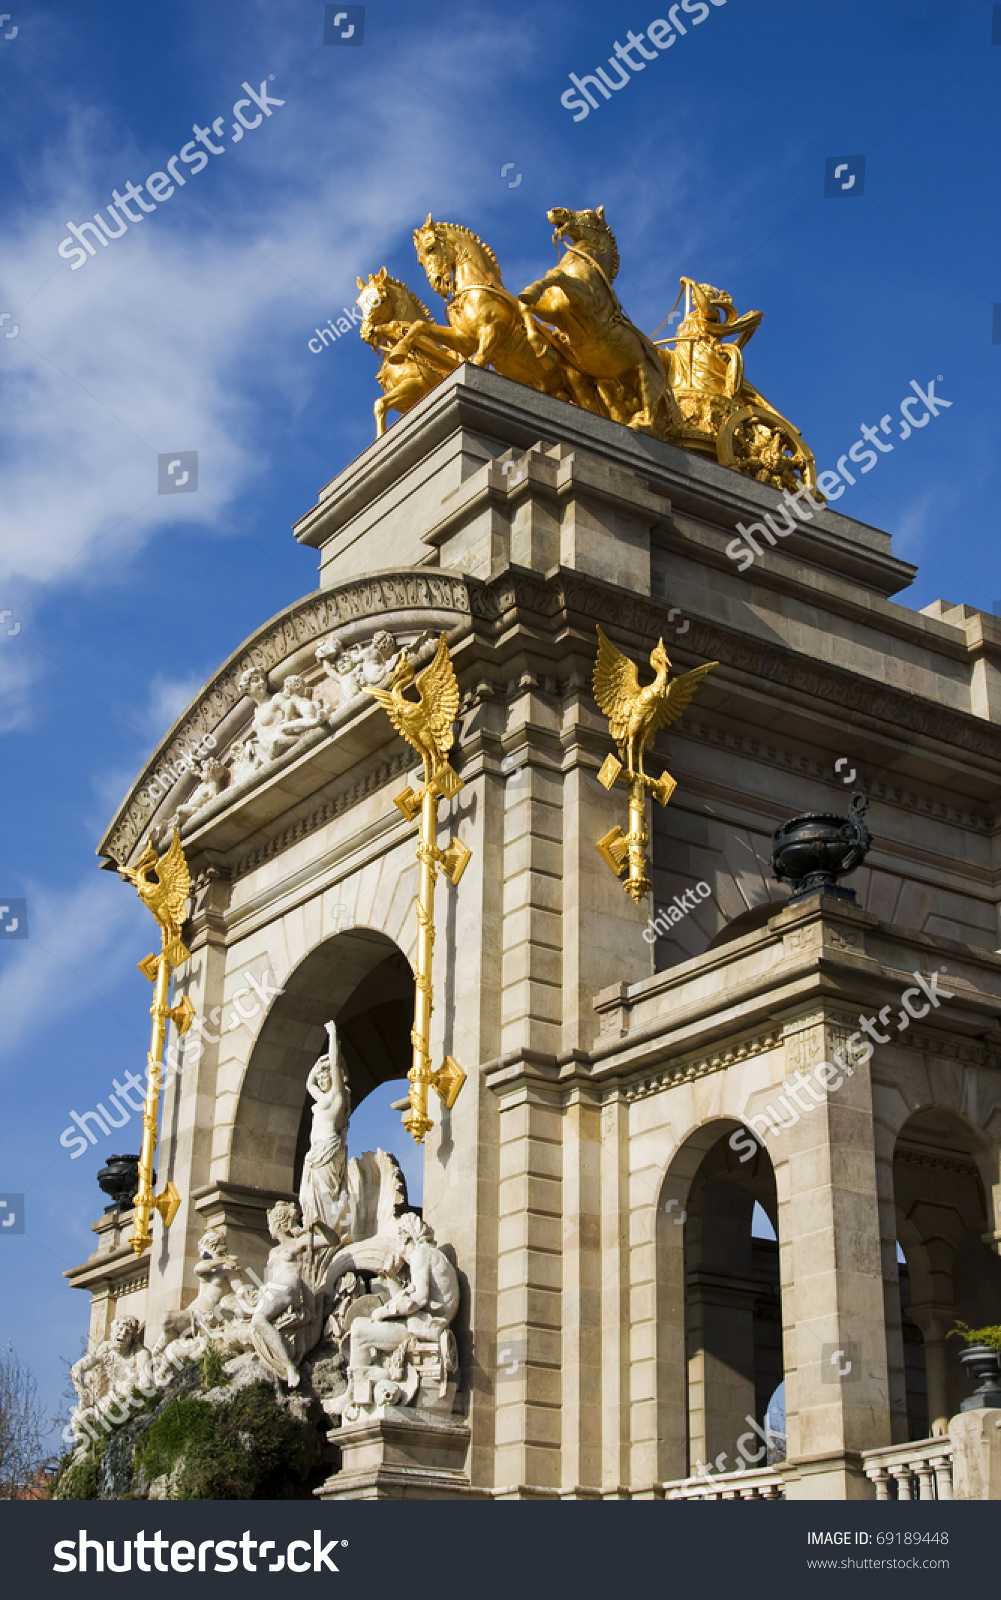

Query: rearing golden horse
388 216 574 401
517 206 682 438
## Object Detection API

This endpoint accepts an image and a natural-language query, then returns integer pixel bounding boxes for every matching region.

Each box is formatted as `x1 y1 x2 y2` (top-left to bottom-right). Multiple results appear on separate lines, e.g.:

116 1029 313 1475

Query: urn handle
838 791 872 871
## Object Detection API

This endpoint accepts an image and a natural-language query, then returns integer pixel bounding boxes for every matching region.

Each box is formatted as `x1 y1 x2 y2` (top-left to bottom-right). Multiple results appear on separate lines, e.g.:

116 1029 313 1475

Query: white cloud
0 16 534 575
143 672 206 743
0 872 149 1063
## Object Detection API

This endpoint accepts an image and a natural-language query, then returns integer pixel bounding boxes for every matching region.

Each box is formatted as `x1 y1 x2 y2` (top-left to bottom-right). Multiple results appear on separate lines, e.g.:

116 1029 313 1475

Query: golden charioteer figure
115 829 195 1257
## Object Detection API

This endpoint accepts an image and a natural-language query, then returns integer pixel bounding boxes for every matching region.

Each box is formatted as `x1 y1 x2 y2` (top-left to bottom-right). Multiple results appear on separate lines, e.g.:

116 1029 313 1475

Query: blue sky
0 0 998 1443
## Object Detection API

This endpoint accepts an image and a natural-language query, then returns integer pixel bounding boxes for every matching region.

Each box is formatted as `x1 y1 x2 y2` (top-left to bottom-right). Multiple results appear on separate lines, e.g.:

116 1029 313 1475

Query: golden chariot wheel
717 404 820 498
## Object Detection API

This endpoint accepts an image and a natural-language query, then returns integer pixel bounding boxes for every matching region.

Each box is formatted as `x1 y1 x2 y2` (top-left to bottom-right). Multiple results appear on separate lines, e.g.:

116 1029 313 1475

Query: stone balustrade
861 1438 953 1500
664 1464 786 1500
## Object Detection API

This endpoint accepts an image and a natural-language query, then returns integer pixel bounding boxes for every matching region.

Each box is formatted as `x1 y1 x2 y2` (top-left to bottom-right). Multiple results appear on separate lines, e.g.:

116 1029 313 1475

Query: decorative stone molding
110 1273 149 1300
231 747 413 880
621 1029 782 1103
472 567 1001 774
894 1145 981 1177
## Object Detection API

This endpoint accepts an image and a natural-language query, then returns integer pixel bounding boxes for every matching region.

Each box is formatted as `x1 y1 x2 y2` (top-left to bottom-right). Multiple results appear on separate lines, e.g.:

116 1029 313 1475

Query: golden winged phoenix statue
117 828 191 966
593 626 718 902
116 829 195 1256
365 633 460 787
364 635 470 1144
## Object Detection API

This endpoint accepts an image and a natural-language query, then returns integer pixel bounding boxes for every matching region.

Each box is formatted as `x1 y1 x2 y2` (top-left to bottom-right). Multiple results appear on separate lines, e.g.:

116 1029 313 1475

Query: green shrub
52 1436 107 1501
199 1341 230 1393
133 1381 314 1500
947 1321 1001 1351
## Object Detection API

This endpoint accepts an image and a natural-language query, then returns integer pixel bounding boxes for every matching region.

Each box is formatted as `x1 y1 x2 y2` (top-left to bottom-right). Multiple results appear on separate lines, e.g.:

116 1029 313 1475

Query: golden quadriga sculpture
365 634 470 1145
115 830 195 1257
357 206 818 497
593 626 717 904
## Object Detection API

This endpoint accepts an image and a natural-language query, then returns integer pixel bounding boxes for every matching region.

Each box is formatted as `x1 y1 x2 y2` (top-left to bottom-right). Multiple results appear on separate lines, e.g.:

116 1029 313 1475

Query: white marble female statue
298 1020 352 1241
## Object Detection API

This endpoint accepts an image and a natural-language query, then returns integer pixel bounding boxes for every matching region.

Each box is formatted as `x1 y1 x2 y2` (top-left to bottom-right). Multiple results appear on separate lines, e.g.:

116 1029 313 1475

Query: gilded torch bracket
116 830 194 1258
365 635 472 1145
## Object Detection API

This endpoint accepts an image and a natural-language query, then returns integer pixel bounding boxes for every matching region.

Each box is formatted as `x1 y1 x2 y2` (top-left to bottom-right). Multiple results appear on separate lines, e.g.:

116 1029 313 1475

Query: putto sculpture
358 205 818 496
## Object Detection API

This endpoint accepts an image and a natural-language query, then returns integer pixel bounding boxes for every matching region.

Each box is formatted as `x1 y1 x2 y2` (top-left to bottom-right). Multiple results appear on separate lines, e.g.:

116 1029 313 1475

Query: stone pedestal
950 1408 1001 1500
316 1410 476 1500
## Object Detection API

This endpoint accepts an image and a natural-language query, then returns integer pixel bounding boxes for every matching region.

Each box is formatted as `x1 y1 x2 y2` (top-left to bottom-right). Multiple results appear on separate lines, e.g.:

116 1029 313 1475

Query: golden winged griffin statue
593 626 717 903
357 205 818 496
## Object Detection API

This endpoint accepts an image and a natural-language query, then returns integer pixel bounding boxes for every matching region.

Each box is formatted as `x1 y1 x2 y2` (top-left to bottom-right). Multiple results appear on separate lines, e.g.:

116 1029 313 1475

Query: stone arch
892 1106 1001 1437
655 1116 782 1481
229 925 414 1196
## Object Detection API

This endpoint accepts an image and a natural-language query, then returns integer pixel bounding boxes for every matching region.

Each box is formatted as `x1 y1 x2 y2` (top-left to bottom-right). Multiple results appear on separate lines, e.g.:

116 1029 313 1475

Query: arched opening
658 1120 783 1480
892 1109 1001 1437
230 926 414 1198
290 946 414 1197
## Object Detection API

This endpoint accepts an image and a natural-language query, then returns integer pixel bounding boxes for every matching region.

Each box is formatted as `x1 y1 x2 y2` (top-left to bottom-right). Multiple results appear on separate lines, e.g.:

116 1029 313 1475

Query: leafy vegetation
132 1381 316 1499
948 1321 1001 1351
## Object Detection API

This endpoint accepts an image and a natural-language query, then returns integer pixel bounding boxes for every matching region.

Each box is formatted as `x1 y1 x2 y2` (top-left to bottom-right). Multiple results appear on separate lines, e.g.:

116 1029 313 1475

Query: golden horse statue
356 267 461 436
387 216 574 401
357 206 819 497
517 205 682 439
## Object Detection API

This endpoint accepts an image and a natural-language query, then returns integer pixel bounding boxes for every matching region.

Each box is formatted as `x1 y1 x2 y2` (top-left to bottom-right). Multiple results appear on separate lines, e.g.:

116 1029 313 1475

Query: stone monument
64 201 1001 1501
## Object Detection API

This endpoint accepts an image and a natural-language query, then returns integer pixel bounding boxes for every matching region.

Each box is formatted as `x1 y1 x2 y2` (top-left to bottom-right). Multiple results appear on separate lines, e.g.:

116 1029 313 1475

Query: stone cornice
473 568 1001 771
98 559 1001 875
621 1028 783 1103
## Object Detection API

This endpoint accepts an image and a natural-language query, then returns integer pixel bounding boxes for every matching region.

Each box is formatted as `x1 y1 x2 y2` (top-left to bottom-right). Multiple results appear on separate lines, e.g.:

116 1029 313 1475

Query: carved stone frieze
103 555 1000 871
101 574 471 866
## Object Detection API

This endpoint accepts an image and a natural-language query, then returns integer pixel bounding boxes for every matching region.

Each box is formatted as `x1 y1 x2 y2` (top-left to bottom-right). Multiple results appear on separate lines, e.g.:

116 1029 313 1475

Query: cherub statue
167 757 227 834
316 630 405 705
227 737 264 789
274 674 323 736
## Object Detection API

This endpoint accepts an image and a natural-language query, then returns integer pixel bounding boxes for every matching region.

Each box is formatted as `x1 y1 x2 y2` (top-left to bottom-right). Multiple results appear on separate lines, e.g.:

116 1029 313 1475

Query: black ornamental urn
771 791 872 905
97 1153 147 1213
959 1344 1001 1411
